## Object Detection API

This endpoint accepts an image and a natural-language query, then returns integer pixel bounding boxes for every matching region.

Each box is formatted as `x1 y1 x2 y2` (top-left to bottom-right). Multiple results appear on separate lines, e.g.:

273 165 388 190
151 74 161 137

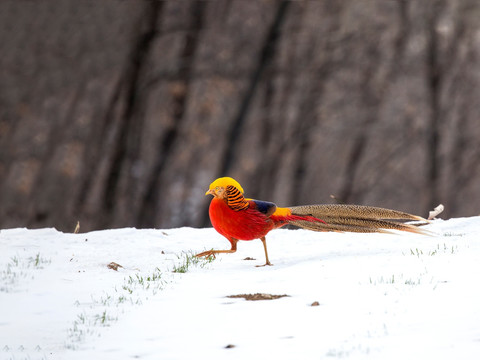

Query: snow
1 217 480 360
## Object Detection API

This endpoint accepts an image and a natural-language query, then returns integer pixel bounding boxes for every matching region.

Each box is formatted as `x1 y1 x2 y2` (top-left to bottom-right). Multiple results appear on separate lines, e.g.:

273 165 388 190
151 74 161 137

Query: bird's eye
215 186 219 191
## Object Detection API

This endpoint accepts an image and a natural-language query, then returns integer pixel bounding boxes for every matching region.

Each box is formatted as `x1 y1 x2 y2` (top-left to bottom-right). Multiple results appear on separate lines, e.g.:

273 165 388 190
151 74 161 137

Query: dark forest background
1 0 479 232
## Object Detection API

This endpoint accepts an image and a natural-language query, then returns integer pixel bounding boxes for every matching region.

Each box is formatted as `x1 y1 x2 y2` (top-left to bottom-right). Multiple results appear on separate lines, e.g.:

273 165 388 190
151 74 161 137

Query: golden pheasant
196 177 427 266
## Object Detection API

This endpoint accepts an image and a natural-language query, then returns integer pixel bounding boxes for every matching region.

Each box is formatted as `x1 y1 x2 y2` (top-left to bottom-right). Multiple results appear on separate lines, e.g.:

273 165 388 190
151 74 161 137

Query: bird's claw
255 262 273 267
195 250 216 260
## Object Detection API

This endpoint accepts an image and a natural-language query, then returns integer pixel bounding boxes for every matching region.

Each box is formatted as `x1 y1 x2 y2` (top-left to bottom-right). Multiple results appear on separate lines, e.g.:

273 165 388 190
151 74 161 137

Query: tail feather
286 204 428 235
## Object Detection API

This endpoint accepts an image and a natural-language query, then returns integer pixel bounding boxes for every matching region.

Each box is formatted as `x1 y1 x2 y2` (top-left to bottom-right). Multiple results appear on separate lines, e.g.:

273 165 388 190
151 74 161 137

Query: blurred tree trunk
1 0 479 232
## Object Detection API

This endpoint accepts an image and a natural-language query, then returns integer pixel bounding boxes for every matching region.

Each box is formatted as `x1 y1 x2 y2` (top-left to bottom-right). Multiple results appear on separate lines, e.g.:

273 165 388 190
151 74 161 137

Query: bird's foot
255 261 273 267
195 250 217 260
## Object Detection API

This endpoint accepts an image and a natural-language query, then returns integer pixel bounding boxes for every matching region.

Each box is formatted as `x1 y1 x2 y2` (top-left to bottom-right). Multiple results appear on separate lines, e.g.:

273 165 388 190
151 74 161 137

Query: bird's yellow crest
206 177 244 195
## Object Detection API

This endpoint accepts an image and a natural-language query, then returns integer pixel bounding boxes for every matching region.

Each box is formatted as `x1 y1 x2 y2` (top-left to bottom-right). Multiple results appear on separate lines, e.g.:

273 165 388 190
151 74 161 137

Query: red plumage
209 198 276 242
209 197 325 243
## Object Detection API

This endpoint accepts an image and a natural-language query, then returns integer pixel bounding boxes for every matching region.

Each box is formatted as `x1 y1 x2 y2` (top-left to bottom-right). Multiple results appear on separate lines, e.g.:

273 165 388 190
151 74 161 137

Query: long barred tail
285 204 429 234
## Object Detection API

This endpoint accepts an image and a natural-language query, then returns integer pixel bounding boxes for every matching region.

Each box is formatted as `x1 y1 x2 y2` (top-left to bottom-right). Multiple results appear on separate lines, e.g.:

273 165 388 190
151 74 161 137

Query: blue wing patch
252 200 277 217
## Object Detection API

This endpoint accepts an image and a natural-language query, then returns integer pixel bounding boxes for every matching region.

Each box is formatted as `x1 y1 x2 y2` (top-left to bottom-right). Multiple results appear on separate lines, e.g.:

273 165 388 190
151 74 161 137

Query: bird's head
206 177 244 199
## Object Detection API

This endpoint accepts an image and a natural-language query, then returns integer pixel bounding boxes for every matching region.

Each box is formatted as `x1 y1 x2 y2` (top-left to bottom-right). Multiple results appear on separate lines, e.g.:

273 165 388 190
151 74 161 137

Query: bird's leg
195 238 238 259
256 236 273 267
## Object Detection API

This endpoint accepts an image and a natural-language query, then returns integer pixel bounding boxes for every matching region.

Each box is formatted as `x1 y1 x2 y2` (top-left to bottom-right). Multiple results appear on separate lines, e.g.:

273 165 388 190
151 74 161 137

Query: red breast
209 198 274 241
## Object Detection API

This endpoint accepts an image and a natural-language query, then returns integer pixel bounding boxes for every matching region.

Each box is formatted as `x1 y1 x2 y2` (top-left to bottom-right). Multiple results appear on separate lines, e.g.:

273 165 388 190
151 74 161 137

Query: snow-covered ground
1 217 480 360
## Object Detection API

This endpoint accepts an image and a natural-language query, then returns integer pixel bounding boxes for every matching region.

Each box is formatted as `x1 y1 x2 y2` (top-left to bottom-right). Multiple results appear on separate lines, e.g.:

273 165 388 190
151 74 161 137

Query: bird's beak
205 189 214 196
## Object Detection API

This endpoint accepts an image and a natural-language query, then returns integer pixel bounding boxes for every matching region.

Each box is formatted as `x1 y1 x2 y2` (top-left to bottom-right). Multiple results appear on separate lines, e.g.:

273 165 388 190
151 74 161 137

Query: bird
196 177 428 266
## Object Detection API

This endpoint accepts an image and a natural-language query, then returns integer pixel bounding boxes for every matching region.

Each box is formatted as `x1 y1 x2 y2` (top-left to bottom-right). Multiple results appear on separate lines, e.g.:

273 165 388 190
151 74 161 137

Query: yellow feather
272 207 292 217
208 177 244 194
